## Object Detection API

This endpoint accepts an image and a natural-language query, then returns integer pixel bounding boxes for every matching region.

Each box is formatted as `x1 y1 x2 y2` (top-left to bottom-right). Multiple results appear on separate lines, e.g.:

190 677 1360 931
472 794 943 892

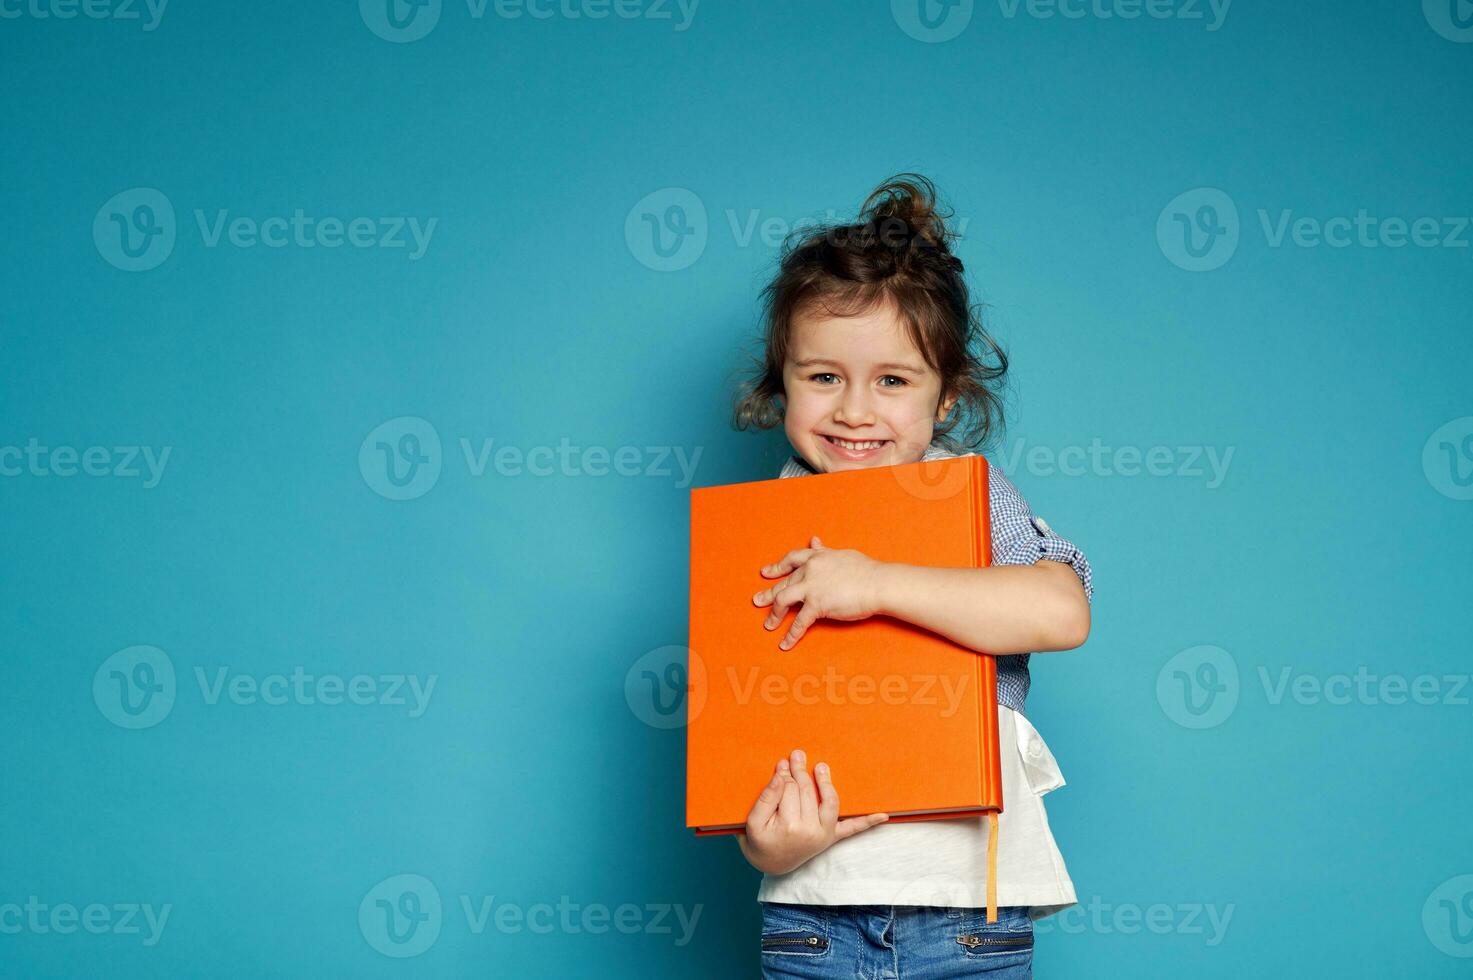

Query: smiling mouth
821 435 891 451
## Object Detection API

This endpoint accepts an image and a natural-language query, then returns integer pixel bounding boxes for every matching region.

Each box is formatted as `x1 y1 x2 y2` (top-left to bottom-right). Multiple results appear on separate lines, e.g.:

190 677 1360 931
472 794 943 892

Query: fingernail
816 762 828 774
794 749 805 763
778 759 789 771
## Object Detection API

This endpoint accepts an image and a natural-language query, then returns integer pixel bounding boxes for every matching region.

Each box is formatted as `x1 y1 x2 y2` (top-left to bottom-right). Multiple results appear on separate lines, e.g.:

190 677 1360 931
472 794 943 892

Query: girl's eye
809 373 908 387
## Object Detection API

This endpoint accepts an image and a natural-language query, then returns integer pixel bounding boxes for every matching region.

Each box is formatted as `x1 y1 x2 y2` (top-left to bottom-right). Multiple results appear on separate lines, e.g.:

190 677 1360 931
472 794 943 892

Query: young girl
730 174 1094 979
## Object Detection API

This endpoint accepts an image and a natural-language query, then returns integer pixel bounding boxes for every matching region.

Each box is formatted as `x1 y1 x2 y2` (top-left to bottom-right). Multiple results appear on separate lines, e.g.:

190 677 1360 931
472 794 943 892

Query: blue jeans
760 902 1034 979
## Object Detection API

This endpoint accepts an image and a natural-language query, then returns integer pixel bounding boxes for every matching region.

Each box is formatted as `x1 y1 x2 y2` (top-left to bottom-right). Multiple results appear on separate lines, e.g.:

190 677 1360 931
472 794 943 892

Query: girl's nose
835 387 875 426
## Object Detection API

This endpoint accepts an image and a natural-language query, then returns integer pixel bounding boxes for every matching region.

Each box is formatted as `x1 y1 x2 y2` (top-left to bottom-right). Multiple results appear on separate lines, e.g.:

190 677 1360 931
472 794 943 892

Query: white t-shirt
755 704 1078 919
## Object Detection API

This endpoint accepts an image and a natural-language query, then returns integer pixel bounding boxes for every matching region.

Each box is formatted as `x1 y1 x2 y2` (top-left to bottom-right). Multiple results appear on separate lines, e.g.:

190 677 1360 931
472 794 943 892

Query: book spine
972 457 986 804
972 456 1003 812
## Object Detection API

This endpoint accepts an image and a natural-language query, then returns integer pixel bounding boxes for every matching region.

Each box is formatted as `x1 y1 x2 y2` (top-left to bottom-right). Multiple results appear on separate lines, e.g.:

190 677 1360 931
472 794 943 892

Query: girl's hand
752 536 889 650
736 749 889 875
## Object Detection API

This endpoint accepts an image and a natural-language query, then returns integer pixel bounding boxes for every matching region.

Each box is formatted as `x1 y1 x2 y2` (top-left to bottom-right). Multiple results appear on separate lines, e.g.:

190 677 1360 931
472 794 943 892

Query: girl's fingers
776 759 800 819
745 767 786 829
754 571 802 611
814 761 839 827
769 585 805 632
787 749 818 823
763 579 799 629
761 547 814 578
833 812 889 842
781 604 820 650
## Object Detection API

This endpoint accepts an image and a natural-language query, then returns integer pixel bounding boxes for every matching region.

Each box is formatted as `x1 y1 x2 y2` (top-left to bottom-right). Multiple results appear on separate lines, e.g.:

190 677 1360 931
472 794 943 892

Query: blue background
3 0 1472 976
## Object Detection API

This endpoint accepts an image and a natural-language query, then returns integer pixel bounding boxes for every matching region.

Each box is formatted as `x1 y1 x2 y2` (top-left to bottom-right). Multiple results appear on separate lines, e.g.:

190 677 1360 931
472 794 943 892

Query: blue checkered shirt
777 441 1095 714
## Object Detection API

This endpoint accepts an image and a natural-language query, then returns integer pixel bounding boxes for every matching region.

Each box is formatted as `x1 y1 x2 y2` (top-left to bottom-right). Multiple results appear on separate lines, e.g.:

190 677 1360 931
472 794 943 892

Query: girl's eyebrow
792 357 924 374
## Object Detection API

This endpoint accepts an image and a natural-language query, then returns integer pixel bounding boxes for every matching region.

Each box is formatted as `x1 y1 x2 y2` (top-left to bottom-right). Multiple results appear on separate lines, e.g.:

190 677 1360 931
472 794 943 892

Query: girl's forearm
873 560 1090 655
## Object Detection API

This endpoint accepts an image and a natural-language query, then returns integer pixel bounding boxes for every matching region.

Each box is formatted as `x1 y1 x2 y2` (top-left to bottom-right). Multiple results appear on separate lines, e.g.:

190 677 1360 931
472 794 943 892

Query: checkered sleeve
989 468 1094 604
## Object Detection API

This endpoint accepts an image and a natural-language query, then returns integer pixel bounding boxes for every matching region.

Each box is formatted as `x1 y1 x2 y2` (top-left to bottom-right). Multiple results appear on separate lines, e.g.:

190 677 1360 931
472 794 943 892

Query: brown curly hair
731 173 1009 455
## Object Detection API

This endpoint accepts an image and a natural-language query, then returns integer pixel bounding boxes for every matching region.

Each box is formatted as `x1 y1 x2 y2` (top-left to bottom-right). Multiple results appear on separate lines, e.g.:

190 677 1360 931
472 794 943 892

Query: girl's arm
872 558 1090 656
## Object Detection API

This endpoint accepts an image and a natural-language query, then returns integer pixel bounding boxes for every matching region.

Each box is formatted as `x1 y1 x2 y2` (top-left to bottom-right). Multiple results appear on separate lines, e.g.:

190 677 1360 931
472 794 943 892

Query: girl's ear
936 389 959 422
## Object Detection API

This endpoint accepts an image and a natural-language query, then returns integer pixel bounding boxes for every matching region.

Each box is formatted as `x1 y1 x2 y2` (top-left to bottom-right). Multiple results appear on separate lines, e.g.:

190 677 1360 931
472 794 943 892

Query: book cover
686 453 1002 835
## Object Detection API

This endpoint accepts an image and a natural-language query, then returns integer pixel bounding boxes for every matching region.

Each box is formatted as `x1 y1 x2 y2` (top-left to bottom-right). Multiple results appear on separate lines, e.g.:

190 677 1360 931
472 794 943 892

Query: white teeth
829 437 886 451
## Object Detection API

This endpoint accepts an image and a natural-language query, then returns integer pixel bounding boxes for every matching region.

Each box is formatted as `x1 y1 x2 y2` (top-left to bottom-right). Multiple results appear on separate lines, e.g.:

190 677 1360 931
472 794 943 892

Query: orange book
686 453 1003 837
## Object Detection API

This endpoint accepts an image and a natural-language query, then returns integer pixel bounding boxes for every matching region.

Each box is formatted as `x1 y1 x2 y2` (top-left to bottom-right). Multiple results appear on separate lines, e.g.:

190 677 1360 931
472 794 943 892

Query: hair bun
857 173 957 257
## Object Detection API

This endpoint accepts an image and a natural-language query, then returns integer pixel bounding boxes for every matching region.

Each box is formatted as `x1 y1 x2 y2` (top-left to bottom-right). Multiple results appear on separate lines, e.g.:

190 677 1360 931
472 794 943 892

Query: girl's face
781 300 957 474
